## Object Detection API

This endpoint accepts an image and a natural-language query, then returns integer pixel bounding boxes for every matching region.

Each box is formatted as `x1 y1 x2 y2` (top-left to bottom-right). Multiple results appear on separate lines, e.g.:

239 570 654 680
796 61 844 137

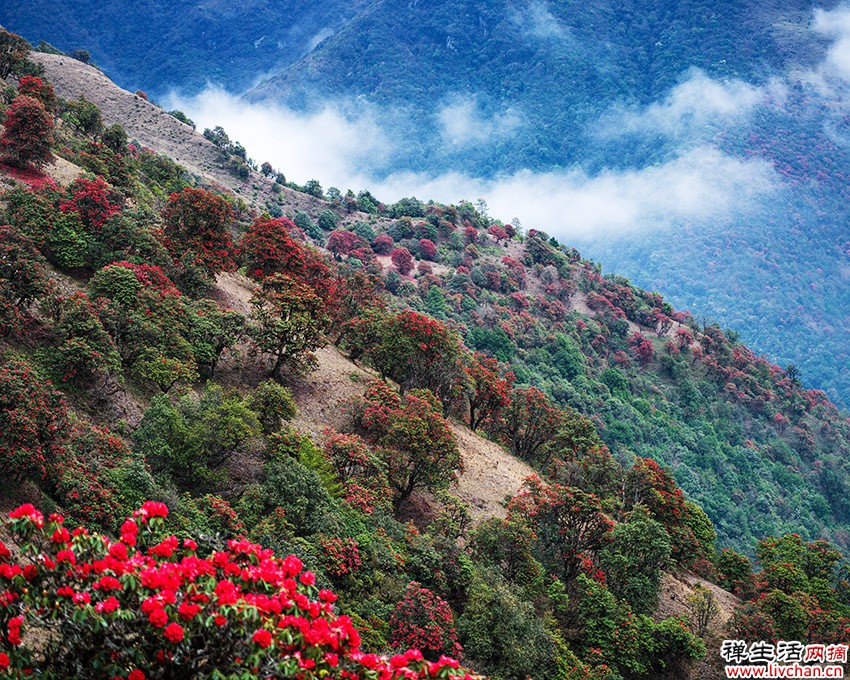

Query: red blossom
137 501 169 520
8 616 23 645
163 623 184 643
0 502 471 678
252 628 273 648
148 609 168 628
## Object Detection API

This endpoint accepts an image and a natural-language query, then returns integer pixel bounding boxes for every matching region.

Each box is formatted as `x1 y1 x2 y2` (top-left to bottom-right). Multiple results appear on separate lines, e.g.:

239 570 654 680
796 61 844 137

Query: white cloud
165 82 779 240
307 28 335 52
436 96 523 148
516 1 572 41
165 87 391 189
370 148 777 240
813 4 850 82
598 70 771 141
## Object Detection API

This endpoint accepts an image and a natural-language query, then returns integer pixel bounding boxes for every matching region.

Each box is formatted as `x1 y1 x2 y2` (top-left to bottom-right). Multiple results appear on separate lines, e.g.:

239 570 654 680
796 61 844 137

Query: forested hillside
6 1 850 407
1 28 850 680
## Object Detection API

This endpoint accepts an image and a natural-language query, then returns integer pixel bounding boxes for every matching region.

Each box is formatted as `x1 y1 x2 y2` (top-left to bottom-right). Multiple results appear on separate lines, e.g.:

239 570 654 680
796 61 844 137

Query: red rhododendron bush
0 502 471 679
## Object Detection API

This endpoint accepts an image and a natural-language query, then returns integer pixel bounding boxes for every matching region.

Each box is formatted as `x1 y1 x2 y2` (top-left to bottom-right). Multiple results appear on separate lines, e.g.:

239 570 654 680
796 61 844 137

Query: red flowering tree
624 458 701 564
463 352 514 431
418 239 438 261
624 458 685 528
487 224 508 243
509 477 613 583
0 359 70 484
335 307 387 365
364 310 465 407
327 230 369 257
316 535 363 581
327 268 386 345
322 432 392 514
383 393 462 507
0 95 53 169
295 246 338 307
373 233 394 254
0 502 472 679
389 582 463 661
59 177 122 234
491 387 563 461
730 603 778 642
162 187 235 275
0 224 49 335
655 312 673 336
240 216 304 281
468 516 543 586
628 332 655 366
239 217 338 311
501 256 526 290
675 328 694 350
247 273 329 378
352 381 462 508
716 547 755 598
391 247 414 275
56 422 137 532
17 76 57 112
756 534 842 594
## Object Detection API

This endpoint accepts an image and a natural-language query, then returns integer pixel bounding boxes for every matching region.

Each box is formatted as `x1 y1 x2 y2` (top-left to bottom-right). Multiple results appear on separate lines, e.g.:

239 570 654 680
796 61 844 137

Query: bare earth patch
213 271 257 315
450 423 535 520
46 156 86 186
288 345 379 441
656 570 741 680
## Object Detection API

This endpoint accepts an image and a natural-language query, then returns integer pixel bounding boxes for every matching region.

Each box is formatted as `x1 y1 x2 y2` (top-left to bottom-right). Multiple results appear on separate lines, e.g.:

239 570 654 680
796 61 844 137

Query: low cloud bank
814 4 850 83
166 2 850 241
436 96 523 150
596 70 776 143
166 87 392 191
166 88 778 239
368 149 777 239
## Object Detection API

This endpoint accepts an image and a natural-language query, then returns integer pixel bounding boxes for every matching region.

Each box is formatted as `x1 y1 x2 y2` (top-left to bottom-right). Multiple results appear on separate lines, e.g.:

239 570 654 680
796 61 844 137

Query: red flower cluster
59 177 121 232
0 503 473 679
389 583 463 660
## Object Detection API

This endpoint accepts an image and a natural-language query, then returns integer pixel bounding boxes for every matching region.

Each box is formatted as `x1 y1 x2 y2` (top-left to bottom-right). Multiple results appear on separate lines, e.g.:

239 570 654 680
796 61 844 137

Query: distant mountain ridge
6 0 850 408
1 0 363 96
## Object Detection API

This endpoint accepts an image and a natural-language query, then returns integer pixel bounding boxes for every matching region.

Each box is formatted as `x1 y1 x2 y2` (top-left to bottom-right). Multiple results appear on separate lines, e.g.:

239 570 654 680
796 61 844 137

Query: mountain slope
31 52 278 206
10 0 850 410
29 49 850 556
7 41 850 678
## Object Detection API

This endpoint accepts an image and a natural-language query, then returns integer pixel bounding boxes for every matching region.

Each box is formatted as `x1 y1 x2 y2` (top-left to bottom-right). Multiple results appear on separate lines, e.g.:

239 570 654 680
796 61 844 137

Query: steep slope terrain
31 52 299 211
9 1 850 408
22 50 850 555
210 270 536 520
3 33 850 680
